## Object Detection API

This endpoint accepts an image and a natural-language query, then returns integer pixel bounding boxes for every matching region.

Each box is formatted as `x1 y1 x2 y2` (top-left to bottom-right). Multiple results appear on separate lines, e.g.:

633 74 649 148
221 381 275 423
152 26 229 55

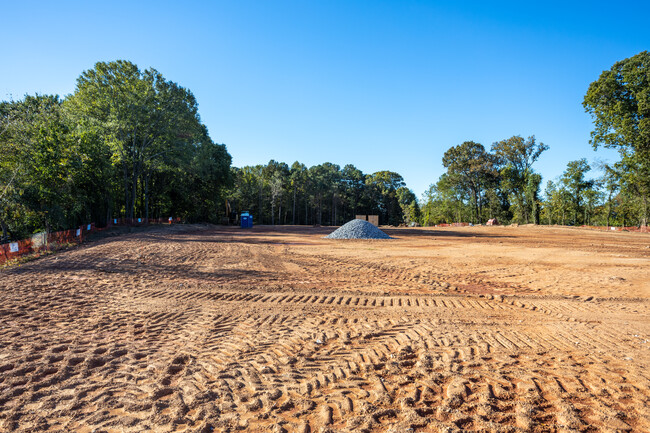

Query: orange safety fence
107 217 181 226
48 228 81 244
1 217 180 265
0 224 96 265
0 238 33 265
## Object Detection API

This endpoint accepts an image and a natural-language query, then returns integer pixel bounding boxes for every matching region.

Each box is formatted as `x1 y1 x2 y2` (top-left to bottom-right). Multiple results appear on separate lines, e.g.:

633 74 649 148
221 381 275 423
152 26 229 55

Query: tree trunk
292 185 296 225
318 196 322 226
145 172 150 222
139 173 144 220
472 187 479 224
131 167 138 220
106 196 112 227
123 163 129 220
130 143 140 220
523 197 529 224
258 186 263 224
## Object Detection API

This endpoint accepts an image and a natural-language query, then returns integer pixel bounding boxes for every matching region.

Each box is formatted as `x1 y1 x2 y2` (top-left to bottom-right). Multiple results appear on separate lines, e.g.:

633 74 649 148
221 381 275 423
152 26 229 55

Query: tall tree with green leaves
542 180 557 225
322 163 342 225
0 95 85 237
543 180 572 225
341 164 365 220
560 159 593 225
262 160 289 225
525 173 543 225
442 141 495 224
66 60 210 220
184 136 232 222
420 173 468 225
583 51 650 226
396 187 420 225
365 171 405 225
492 135 548 223
599 163 621 227
290 162 307 225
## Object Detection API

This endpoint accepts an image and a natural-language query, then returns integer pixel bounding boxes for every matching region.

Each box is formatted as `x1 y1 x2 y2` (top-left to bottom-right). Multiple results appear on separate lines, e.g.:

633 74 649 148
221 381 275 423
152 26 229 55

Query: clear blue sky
2 1 648 198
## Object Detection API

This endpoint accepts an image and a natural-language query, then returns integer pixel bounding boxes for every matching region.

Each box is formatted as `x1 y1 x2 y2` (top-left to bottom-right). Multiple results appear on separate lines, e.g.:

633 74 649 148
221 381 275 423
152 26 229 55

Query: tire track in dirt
285 251 528 295
1 225 648 432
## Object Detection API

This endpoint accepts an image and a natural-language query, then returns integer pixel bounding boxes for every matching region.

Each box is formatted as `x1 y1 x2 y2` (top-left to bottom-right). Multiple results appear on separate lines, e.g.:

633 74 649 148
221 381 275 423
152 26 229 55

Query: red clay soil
0 224 648 432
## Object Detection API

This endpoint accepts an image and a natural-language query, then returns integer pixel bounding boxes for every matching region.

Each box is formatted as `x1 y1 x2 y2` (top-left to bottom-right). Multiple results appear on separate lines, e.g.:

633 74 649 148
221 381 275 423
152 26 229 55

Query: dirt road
0 225 648 432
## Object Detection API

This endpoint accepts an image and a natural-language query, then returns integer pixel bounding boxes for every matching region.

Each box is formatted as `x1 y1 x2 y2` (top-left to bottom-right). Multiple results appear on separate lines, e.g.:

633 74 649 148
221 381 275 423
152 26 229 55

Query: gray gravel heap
325 219 392 239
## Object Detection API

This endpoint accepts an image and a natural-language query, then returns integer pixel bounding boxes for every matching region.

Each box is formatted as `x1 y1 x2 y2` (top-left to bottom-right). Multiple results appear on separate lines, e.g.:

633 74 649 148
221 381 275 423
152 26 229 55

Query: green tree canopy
583 51 650 153
1 95 79 238
66 60 217 220
1 61 232 240
584 51 650 225
442 141 495 224
560 159 592 225
492 135 548 223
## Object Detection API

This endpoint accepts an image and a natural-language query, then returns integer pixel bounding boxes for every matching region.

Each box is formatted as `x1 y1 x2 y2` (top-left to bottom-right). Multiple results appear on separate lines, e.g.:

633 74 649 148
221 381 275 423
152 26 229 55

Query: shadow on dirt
6 253 279 281
1 224 514 275
134 225 514 244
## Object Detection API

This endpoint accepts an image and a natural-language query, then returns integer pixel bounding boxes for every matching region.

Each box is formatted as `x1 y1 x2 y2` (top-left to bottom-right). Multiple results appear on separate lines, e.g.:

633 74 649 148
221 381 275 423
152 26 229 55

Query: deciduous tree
442 141 495 224
492 135 548 223
583 51 650 225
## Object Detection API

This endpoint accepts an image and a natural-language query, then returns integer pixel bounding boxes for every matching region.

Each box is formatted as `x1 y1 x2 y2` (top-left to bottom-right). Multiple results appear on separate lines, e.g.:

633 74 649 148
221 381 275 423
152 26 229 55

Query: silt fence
0 223 95 265
1 216 180 265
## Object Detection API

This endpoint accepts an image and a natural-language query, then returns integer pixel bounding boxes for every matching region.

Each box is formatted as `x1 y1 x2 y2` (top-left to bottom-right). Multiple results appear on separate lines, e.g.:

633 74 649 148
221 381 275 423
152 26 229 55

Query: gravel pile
325 219 392 239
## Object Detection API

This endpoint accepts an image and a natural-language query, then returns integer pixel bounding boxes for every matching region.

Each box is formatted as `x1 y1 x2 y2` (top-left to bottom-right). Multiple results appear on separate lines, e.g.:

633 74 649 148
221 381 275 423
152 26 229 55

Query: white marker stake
9 242 19 253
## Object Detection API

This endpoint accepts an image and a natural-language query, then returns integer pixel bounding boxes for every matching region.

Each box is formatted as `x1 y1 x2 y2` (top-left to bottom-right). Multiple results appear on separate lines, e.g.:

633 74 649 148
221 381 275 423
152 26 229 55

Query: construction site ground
0 224 648 432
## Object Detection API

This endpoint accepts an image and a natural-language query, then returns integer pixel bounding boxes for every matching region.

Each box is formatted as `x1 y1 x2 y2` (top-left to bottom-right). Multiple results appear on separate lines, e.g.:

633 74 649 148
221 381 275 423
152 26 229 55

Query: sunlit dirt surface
1 224 648 432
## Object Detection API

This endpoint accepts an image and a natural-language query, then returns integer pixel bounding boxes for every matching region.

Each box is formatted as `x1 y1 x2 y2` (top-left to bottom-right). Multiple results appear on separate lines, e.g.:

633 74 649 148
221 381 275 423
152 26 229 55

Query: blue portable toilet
240 212 253 228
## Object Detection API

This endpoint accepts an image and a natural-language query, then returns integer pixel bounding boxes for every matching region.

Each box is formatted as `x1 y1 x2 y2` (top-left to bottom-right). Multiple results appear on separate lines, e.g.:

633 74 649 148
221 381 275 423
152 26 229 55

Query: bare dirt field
0 224 649 432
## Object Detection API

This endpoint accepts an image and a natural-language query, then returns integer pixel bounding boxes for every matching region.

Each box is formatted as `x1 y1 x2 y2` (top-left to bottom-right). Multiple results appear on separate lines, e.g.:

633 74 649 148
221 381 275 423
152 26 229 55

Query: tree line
227 161 419 226
420 137 644 228
421 51 649 228
420 136 546 226
1 61 232 241
0 59 420 240
1 52 648 241
226 51 649 229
